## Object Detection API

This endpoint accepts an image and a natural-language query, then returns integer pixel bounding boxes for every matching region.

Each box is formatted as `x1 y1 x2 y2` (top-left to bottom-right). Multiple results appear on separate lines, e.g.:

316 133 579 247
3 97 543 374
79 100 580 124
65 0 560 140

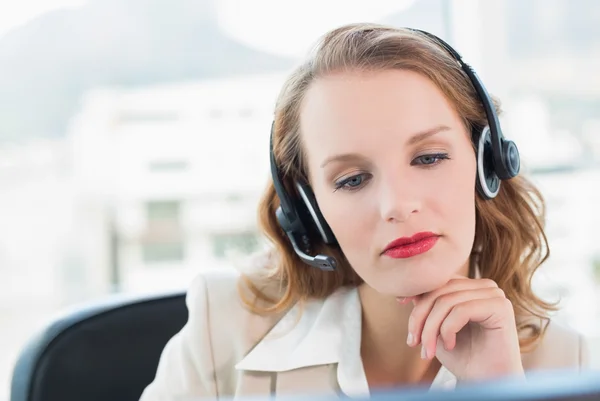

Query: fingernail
396 297 406 304
421 346 427 360
407 332 413 346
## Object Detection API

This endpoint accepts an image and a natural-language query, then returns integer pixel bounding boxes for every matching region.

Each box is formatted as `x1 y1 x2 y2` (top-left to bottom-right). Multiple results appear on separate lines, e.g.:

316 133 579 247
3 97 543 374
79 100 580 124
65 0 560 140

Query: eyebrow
407 124 451 146
320 124 452 168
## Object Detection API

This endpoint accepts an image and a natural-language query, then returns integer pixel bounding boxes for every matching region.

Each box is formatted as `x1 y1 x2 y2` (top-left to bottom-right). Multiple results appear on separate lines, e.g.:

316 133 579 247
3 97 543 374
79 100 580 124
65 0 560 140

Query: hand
398 276 525 382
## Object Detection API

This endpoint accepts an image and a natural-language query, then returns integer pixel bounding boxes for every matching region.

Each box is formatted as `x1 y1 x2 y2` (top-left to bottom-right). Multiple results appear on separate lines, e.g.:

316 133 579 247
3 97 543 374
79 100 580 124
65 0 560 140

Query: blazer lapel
235 287 365 396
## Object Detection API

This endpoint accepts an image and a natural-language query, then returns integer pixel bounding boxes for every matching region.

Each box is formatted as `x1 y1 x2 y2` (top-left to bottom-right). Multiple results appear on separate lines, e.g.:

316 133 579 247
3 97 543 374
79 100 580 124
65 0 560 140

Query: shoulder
521 318 589 371
185 250 289 361
140 251 287 400
187 249 286 321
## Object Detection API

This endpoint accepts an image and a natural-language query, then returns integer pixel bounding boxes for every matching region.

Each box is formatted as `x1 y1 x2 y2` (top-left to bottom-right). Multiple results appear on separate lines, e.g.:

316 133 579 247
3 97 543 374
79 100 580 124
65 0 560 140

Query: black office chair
10 290 188 401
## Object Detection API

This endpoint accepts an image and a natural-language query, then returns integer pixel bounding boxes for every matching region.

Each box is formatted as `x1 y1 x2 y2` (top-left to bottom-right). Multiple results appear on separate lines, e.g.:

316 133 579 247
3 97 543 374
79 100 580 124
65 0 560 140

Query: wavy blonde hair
239 23 557 351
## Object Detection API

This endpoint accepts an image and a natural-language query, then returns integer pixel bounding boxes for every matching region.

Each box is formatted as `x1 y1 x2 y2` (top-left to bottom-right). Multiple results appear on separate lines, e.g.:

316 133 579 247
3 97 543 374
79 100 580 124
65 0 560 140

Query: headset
269 28 521 271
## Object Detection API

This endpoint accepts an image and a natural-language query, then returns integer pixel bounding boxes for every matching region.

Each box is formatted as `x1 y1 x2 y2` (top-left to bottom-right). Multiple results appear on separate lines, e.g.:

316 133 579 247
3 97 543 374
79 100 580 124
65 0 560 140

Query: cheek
432 156 478 243
316 191 376 253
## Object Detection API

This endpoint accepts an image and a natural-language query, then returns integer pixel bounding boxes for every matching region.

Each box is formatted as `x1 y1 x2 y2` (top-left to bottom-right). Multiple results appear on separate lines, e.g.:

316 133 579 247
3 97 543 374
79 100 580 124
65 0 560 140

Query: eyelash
333 153 450 192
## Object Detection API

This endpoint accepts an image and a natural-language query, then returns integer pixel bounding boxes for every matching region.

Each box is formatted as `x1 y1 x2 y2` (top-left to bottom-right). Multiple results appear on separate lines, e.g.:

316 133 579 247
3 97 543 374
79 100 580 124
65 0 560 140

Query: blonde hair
239 23 556 351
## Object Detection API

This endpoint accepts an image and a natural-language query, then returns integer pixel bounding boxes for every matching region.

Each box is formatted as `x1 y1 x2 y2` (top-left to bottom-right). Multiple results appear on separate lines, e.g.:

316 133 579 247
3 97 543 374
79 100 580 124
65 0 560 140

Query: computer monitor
365 369 600 401
221 369 600 401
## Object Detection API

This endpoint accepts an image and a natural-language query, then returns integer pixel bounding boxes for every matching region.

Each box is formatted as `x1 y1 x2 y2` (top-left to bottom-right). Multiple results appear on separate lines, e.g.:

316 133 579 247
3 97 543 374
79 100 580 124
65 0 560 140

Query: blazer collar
235 286 457 395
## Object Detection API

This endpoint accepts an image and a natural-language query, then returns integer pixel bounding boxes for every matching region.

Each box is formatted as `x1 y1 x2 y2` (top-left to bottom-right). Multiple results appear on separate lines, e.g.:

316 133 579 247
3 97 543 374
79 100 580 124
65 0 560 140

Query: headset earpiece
295 180 337 245
500 139 520 179
475 126 501 200
270 124 338 270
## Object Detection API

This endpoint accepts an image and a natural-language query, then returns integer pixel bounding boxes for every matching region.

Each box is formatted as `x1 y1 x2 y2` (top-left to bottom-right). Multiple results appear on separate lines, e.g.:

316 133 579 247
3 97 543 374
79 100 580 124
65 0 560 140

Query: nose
379 175 421 223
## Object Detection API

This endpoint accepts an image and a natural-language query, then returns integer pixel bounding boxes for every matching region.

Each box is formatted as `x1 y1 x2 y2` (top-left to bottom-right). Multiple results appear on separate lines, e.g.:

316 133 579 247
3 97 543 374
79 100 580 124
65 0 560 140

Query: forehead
299 69 463 159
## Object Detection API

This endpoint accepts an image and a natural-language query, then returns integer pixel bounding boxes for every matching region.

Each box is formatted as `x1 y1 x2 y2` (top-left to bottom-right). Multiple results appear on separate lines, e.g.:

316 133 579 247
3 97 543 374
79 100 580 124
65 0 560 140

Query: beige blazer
139 263 590 401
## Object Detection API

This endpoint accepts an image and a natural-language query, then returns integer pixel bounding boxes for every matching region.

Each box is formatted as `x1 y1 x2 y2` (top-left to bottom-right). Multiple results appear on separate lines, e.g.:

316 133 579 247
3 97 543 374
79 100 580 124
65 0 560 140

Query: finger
439 297 515 352
408 278 499 347
419 287 505 358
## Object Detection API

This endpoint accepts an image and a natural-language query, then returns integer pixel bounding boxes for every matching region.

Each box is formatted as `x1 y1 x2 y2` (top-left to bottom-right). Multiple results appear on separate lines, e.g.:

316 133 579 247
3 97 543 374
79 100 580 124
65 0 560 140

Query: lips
382 232 440 259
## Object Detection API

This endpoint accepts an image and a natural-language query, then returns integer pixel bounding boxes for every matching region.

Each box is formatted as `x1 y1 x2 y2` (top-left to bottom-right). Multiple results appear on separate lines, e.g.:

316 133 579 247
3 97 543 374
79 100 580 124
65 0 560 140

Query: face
299 69 477 297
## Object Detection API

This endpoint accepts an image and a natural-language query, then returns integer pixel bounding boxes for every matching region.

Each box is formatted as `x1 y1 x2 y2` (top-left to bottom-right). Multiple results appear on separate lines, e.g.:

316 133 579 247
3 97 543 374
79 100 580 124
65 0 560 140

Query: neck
358 284 440 388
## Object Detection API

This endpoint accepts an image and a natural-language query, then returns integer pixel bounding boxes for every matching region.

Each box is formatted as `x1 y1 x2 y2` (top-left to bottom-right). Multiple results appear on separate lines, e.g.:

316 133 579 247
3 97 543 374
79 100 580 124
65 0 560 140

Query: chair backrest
10 290 188 401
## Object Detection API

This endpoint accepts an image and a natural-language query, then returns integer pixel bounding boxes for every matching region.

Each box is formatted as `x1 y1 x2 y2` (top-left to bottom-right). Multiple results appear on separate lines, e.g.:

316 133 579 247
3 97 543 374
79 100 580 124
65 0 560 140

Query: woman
140 23 589 400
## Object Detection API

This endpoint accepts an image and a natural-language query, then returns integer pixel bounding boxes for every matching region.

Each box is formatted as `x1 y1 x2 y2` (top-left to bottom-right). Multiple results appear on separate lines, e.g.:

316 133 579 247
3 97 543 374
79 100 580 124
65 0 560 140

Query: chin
373 262 459 297
352 247 470 296
383 281 446 298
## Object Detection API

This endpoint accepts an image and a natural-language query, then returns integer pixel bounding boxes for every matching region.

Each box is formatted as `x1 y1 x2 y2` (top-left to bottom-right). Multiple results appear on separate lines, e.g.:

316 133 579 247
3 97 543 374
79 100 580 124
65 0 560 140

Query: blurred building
66 73 286 297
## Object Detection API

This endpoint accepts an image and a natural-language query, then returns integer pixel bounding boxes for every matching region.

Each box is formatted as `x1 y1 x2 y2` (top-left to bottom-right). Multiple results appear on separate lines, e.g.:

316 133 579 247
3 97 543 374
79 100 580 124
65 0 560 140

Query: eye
334 173 371 192
411 153 450 166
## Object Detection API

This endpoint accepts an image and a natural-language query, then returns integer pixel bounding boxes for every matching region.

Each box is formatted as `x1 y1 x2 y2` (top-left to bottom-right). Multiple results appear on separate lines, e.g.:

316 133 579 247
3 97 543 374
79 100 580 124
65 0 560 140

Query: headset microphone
286 233 337 271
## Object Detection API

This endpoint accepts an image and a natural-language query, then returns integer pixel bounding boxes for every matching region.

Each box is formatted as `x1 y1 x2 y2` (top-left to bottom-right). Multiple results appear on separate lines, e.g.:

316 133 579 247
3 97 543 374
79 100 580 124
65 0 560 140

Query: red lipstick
382 231 439 259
